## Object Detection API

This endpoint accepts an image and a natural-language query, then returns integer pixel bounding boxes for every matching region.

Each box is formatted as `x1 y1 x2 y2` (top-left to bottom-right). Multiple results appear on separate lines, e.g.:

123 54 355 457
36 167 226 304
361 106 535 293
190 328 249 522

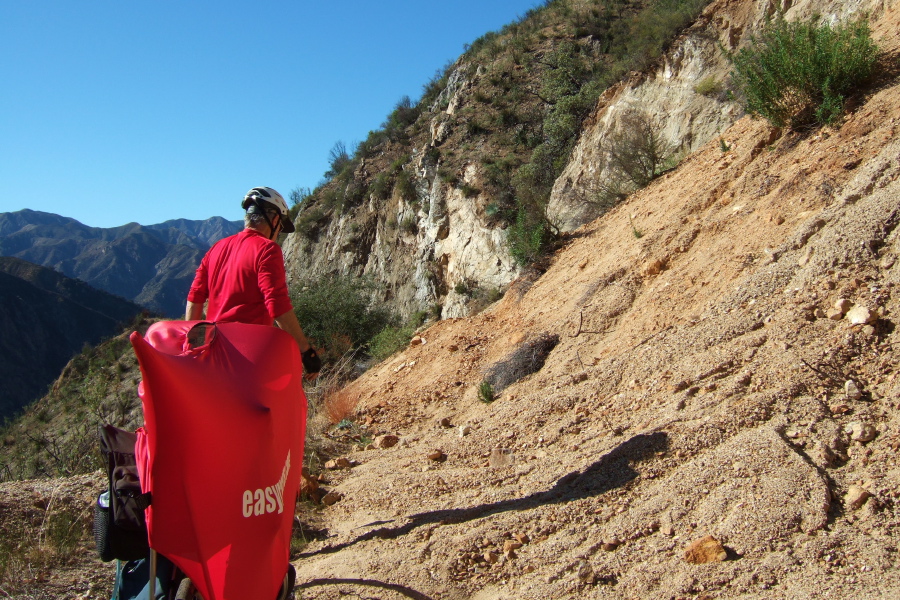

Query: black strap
118 490 152 511
248 199 278 240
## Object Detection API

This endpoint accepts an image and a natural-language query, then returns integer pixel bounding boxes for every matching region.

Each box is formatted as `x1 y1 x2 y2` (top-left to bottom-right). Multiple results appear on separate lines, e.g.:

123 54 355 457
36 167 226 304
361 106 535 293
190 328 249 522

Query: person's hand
301 347 322 377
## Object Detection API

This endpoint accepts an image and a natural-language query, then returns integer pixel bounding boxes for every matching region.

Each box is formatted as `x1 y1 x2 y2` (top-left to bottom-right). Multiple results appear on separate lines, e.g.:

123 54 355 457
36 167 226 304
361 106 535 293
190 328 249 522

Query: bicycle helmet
241 187 295 234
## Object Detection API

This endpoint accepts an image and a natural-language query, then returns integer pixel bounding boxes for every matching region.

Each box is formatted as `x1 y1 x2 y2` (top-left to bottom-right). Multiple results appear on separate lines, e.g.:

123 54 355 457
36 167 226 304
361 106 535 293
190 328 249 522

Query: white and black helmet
241 187 295 233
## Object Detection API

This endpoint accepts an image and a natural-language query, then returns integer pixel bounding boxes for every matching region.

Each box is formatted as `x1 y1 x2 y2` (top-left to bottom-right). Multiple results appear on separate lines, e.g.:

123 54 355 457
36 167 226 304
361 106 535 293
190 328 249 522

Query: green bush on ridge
728 15 879 128
292 275 396 363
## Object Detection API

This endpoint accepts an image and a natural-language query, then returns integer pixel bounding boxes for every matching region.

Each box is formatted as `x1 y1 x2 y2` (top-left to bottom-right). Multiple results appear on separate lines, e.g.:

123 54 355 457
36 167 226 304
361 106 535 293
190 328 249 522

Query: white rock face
283 0 891 320
547 0 891 232
283 150 519 321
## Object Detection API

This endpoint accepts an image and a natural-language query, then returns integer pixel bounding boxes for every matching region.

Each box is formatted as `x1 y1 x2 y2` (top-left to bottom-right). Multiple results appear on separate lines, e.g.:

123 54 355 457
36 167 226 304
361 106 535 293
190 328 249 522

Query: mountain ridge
0 256 143 420
0 209 242 317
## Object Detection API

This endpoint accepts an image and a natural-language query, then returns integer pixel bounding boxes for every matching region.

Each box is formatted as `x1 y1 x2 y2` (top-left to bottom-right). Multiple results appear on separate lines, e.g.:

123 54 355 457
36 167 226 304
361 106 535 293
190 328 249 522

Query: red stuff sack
131 321 306 600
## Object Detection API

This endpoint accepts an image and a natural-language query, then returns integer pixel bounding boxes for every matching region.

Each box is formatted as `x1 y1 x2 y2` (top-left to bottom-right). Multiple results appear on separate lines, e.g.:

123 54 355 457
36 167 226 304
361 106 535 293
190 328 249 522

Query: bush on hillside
594 109 677 210
368 323 416 362
382 96 420 142
607 110 676 186
508 200 552 267
367 310 429 362
294 206 327 238
693 75 723 97
728 15 878 128
292 275 396 362
483 333 560 395
288 187 313 220
324 141 352 179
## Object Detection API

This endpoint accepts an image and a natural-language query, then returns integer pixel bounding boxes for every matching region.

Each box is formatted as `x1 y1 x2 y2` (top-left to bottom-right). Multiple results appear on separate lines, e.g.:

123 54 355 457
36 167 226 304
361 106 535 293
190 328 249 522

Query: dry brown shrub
301 349 362 473
321 388 360 425
483 332 560 394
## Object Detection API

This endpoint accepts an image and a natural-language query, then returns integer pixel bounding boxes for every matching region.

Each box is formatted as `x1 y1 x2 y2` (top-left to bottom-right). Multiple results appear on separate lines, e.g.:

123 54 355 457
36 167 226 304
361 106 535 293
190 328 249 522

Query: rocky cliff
283 0 891 324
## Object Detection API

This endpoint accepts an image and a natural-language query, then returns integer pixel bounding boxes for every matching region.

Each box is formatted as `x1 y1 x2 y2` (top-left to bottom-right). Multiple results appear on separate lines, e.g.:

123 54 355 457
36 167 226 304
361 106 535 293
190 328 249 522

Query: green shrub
507 200 551 267
382 96 419 142
728 15 878 128
693 76 723 96
288 187 313 220
368 323 416 362
429 303 442 320
321 187 341 211
324 141 352 179
401 215 418 234
478 380 495 403
292 276 396 362
420 60 454 109
396 170 417 202
459 183 479 198
295 206 326 238
370 172 392 200
454 281 472 296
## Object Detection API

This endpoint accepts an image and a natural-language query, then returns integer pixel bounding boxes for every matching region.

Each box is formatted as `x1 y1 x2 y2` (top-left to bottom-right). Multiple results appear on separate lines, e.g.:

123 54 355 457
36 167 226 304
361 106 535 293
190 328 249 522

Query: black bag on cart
94 424 151 562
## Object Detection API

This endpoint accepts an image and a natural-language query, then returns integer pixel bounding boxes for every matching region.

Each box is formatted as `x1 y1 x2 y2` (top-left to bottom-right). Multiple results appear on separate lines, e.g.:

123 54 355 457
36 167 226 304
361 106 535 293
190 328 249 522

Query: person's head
241 187 295 239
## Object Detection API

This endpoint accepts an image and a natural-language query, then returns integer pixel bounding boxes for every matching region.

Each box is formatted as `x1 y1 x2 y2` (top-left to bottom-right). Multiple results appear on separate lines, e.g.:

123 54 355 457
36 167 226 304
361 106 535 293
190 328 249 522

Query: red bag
131 321 306 600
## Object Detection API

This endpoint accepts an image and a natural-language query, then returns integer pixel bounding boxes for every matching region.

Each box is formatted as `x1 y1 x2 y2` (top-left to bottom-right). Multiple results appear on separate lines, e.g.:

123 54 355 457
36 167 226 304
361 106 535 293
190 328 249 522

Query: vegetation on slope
729 14 879 128
0 321 150 482
292 0 715 268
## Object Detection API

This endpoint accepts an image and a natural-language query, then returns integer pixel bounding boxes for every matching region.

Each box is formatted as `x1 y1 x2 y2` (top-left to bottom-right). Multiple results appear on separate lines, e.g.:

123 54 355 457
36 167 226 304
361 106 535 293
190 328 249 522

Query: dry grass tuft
322 388 360 425
483 332 560 394
0 486 91 597
301 349 364 473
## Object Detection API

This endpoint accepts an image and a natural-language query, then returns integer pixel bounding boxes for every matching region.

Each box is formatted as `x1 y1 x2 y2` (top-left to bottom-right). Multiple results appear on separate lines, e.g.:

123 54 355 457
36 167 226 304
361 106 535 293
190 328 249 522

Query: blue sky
1 1 543 229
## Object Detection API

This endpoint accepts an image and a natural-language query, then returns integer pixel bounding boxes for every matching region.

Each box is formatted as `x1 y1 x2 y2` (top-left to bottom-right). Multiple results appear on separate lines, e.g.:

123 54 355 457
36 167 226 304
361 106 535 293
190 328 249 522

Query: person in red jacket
186 186 321 376
181 186 316 599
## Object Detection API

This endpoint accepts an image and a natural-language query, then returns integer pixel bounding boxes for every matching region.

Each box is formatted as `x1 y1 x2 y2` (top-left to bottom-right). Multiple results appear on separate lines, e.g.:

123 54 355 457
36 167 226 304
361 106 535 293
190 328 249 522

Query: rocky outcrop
548 0 893 231
284 99 519 319
285 0 894 322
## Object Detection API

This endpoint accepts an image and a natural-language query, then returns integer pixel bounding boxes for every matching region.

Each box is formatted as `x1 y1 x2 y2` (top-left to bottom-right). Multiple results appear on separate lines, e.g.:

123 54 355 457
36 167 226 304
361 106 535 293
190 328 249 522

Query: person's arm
185 300 205 321
186 250 210 320
274 310 322 376
273 310 311 353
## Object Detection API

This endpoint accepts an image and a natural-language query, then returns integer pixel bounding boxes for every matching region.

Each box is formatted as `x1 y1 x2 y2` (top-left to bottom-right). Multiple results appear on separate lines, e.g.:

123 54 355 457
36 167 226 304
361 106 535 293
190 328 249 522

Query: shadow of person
299 431 668 557
295 577 435 600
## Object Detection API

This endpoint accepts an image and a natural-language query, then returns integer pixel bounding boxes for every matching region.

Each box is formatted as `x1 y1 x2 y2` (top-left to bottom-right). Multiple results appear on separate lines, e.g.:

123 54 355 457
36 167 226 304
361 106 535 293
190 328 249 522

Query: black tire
175 577 198 600
276 563 296 600
93 498 115 562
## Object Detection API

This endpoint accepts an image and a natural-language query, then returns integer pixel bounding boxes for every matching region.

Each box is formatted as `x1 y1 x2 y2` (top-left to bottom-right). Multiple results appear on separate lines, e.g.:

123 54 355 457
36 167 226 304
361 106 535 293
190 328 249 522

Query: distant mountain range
0 210 242 317
0 256 144 420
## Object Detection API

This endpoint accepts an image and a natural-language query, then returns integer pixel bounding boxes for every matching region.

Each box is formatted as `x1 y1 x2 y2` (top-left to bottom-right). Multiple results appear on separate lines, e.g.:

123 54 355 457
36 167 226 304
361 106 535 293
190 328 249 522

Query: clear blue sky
1 1 543 229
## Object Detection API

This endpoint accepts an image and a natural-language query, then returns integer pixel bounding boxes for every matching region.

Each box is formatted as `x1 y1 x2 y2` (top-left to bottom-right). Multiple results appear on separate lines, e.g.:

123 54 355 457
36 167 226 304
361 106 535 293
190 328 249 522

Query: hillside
0 257 143 421
284 2 900 598
1 0 899 598
283 0 719 320
0 210 242 317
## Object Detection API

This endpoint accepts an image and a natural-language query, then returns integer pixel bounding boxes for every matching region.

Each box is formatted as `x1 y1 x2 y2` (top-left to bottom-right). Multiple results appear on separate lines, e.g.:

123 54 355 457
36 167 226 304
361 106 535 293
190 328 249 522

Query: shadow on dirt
295 577 435 599
299 431 668 559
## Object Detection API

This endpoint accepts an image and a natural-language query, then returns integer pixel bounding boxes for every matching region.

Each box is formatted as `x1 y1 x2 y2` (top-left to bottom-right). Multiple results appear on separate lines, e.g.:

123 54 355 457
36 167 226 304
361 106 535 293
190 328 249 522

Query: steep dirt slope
290 12 900 600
